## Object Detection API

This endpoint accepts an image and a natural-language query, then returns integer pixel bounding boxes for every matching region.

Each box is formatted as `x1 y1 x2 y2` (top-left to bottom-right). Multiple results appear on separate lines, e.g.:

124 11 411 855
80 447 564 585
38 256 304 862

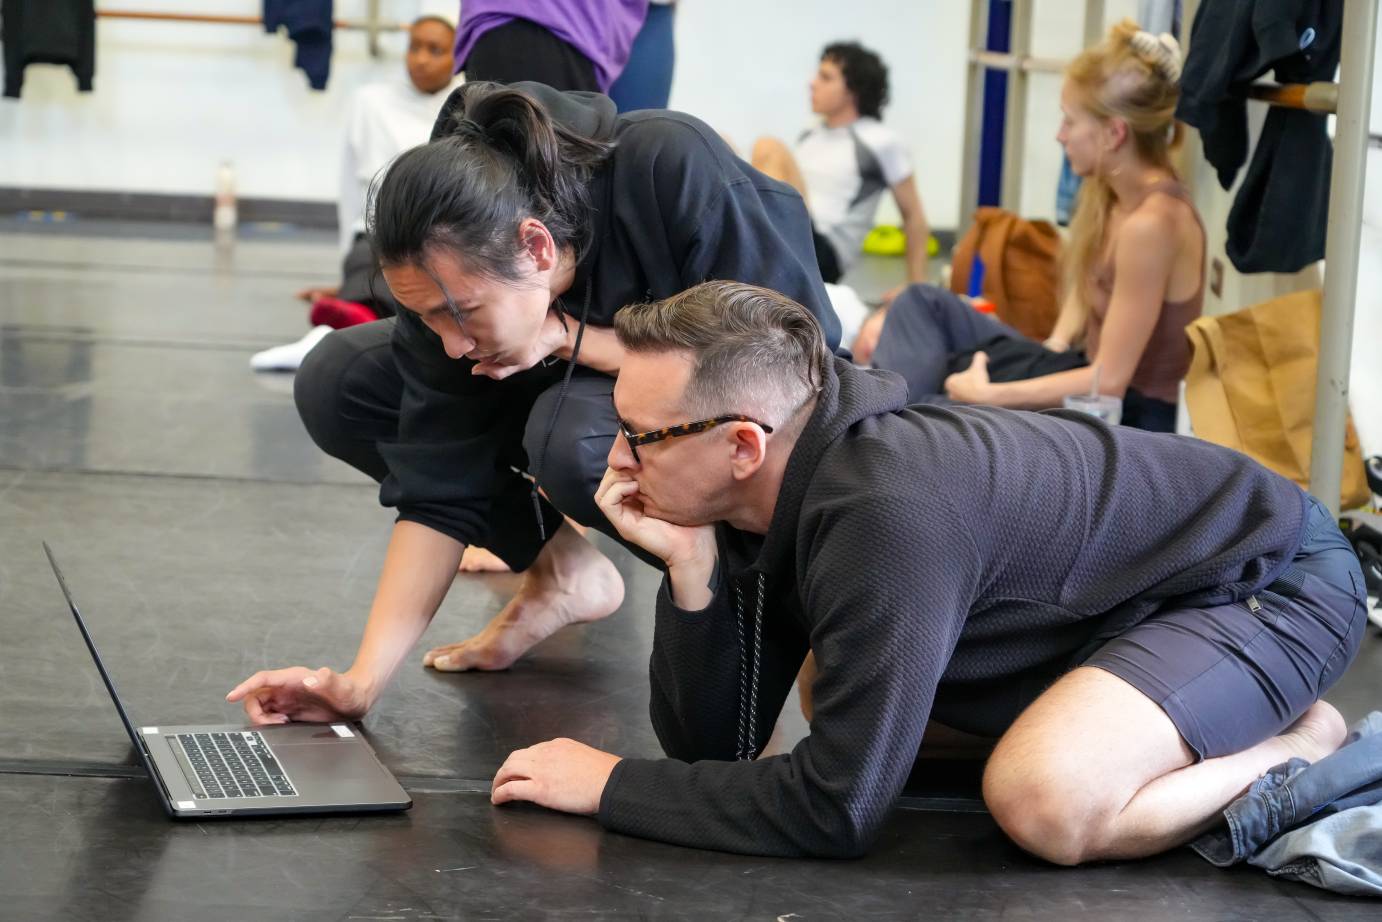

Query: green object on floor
862 226 939 258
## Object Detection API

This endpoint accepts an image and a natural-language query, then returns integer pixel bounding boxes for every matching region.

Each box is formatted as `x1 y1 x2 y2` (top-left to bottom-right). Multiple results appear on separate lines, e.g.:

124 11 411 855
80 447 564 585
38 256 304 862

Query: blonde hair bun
1129 29 1182 84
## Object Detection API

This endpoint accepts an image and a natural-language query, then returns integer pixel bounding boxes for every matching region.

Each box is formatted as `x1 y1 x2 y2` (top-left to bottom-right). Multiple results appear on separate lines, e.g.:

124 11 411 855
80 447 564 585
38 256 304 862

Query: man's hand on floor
491 738 622 815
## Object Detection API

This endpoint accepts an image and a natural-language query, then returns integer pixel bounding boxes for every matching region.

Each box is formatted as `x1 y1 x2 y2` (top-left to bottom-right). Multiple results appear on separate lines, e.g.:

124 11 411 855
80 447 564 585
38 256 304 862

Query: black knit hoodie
597 357 1307 857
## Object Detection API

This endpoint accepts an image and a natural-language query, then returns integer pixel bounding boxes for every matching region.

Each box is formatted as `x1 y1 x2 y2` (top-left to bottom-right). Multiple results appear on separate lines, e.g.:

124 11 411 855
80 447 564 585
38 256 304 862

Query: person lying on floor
486 280 1366 862
252 12 463 372
857 21 1202 433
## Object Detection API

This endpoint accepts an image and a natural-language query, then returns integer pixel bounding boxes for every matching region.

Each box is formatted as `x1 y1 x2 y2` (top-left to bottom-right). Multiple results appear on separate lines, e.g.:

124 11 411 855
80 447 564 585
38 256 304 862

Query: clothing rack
1300 0 1377 515
1244 81 1339 114
96 6 406 57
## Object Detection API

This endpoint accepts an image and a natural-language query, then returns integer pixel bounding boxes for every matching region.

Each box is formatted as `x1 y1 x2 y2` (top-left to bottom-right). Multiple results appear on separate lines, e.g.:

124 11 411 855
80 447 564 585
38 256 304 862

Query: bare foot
425 522 624 671
1276 700 1348 764
459 545 511 573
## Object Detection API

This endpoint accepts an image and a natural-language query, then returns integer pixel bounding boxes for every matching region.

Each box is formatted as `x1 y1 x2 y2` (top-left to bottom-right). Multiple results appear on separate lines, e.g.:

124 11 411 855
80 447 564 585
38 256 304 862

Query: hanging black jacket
379 82 840 553
1176 0 1342 273
598 358 1307 858
2 0 95 99
263 0 333 91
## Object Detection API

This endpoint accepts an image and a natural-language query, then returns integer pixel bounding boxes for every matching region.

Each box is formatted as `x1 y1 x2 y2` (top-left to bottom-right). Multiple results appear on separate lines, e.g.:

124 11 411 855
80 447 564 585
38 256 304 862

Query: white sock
250 325 333 372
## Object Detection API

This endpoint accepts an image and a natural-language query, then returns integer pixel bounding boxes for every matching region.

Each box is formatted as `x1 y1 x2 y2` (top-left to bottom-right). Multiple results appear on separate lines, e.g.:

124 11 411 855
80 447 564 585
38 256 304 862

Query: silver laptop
44 542 411 818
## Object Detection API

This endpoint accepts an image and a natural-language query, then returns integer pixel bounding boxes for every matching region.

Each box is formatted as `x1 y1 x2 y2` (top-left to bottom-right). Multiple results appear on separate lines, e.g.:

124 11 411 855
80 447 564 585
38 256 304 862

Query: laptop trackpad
275 743 392 799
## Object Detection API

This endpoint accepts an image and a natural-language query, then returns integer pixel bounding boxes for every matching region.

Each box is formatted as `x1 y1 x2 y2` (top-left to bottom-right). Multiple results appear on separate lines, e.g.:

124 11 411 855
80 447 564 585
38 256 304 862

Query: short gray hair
613 281 828 424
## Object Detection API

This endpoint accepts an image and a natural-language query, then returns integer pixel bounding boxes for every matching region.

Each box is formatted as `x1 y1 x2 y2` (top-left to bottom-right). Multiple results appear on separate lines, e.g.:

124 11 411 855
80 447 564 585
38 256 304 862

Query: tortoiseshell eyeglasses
617 415 774 463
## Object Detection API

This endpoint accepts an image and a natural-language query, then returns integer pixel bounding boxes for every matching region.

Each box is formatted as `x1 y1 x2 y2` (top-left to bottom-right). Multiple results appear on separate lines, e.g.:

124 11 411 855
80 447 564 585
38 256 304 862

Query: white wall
668 1 968 227
0 0 414 202
0 1 976 225
1015 0 1141 221
0 0 1370 244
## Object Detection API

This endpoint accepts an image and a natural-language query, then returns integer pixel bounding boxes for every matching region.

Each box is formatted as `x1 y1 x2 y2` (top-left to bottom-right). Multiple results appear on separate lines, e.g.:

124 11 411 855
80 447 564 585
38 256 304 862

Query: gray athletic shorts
1086 494 1369 760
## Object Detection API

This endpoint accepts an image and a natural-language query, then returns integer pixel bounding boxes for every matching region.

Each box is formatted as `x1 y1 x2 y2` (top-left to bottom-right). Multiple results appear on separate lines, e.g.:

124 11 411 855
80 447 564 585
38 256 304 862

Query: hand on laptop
226 666 370 725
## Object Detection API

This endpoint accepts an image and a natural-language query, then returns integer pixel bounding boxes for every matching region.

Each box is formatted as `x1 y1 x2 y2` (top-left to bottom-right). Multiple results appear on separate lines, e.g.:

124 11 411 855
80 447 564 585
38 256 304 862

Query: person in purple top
455 0 649 92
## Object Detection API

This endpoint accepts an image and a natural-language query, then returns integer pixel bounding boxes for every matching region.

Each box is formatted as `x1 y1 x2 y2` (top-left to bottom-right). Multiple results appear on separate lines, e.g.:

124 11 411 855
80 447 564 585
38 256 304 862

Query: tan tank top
1083 180 1205 405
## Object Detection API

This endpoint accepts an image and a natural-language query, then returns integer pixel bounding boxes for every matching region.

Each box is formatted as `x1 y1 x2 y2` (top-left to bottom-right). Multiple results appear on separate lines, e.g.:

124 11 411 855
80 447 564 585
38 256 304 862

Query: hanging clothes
263 0 334 91
1176 0 1342 273
2 0 96 99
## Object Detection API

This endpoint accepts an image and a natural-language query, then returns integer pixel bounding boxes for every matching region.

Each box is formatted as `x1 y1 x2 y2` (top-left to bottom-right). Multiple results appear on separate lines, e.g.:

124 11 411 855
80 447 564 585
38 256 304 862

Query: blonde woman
872 21 1203 432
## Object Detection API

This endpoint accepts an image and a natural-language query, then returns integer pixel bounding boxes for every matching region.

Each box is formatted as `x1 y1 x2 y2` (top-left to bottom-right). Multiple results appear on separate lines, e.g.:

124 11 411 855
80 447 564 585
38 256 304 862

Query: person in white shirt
254 14 463 371
752 42 928 292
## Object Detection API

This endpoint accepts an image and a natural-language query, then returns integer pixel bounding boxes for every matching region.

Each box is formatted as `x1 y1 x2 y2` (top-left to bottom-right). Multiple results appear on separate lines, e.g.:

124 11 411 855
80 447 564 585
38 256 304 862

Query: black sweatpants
294 319 653 569
460 18 599 92
872 284 1178 432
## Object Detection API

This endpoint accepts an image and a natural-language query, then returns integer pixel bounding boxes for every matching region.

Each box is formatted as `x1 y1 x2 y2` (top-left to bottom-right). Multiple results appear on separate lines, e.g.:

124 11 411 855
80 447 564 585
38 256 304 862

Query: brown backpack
949 207 1062 340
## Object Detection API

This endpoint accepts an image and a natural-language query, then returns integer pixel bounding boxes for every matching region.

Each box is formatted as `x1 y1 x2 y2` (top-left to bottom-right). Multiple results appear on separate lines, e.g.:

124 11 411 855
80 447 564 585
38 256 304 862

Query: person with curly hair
751 42 929 290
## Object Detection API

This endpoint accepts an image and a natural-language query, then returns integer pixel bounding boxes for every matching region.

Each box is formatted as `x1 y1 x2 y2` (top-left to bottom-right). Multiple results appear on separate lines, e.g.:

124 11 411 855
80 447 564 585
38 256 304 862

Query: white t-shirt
794 117 912 271
338 76 464 253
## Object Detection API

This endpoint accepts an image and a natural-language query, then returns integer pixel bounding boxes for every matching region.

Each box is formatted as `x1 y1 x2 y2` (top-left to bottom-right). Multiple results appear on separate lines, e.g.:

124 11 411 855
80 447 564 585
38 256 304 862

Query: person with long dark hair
226 81 840 724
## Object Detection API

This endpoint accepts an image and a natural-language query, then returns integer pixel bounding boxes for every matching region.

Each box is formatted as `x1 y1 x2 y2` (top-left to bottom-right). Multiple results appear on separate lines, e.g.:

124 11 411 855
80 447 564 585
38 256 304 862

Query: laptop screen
42 542 149 758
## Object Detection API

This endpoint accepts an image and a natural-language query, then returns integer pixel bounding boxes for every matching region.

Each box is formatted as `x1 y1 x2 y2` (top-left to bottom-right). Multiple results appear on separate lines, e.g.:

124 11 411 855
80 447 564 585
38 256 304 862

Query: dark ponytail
369 82 615 281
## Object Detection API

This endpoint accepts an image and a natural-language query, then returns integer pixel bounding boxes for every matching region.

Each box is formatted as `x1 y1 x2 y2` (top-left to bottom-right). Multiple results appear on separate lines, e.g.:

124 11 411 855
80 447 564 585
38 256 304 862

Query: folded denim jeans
1192 712 1382 896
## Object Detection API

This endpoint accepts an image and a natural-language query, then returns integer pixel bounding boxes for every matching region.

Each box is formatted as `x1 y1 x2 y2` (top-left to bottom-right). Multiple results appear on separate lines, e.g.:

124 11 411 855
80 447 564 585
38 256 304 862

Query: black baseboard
0 186 957 253
0 187 336 228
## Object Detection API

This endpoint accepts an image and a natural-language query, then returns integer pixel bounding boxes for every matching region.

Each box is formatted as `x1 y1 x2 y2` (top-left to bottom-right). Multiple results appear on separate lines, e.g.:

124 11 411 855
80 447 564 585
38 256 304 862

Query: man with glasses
486 279 1366 864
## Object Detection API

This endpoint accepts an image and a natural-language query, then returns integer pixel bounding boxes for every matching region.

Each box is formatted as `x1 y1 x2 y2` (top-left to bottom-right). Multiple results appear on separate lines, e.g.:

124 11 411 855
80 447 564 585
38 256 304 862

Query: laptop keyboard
175 731 297 799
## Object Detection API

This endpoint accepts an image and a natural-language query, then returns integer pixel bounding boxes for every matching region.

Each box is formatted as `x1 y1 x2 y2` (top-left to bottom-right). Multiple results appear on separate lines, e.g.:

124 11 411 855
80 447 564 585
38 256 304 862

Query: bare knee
983 755 1110 866
751 136 787 167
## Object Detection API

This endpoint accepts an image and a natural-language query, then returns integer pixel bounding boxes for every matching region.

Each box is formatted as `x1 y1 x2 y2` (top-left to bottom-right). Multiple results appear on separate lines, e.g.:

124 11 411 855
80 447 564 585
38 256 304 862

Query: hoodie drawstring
527 277 593 542
733 571 766 761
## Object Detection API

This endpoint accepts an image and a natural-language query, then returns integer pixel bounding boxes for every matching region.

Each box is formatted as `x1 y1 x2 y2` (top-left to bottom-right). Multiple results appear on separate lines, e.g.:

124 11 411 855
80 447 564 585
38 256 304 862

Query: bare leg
425 520 625 671
459 545 511 573
751 137 811 206
1089 701 1344 858
983 667 1347 866
796 651 817 720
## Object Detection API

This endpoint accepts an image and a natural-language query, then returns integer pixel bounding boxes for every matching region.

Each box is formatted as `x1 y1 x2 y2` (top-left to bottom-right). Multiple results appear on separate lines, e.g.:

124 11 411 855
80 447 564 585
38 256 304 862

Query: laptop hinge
139 734 178 812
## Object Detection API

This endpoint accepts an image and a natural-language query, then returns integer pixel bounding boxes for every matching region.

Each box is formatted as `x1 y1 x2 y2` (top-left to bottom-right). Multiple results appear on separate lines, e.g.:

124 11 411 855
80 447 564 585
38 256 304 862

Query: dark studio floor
1 218 1379 920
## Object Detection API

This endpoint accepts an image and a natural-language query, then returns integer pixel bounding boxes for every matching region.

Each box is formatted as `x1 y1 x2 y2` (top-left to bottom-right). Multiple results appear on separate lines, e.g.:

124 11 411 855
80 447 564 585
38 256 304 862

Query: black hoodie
597 358 1307 858
1175 0 1342 273
2 0 95 98
379 83 841 551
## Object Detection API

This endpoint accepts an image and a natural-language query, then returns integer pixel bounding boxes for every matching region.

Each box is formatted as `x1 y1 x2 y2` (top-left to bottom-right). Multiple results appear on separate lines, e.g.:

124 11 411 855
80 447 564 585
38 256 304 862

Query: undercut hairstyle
369 83 615 281
614 281 829 427
823 41 890 119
